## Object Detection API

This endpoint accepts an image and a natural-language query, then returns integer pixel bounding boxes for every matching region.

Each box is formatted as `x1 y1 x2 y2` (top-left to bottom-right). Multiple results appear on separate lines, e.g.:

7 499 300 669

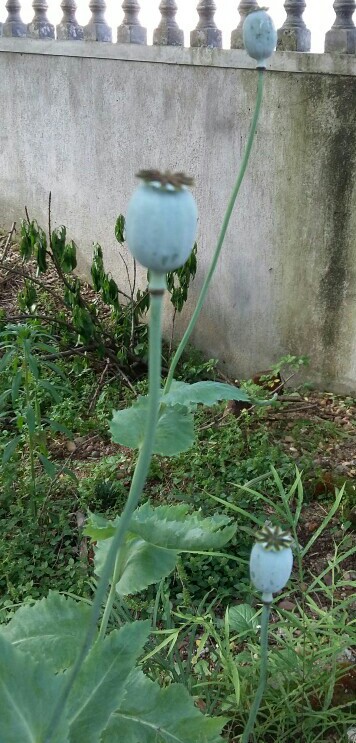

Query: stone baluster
84 0 112 41
117 1 147 44
325 1 356 53
56 0 84 39
277 0 311 51
190 0 222 48
231 1 258 49
3 0 27 37
153 0 184 46
28 0 54 38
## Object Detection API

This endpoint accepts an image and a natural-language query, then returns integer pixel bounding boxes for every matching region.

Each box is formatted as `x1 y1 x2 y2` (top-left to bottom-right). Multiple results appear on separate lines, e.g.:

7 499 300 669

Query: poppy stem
164 69 265 394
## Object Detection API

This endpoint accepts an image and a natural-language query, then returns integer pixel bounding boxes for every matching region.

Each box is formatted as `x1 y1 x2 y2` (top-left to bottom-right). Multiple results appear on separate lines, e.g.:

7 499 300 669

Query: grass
0 340 355 741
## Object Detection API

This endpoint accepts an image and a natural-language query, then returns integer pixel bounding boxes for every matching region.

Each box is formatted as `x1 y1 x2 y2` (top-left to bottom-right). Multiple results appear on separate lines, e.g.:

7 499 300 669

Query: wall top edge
0 38 356 77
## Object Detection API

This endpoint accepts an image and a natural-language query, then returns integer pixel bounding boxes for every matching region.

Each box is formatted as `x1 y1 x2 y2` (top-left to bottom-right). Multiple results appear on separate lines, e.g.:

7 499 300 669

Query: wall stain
318 80 356 384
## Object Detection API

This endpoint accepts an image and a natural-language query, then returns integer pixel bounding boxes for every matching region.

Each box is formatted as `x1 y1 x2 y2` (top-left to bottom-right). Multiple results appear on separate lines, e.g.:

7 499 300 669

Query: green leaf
2 435 21 464
0 634 69 743
115 214 126 244
163 381 251 410
11 369 23 406
91 244 105 292
1 592 94 673
154 404 195 455
102 669 226 743
110 398 194 456
18 279 37 312
20 220 37 260
28 354 39 379
0 348 14 373
61 241 77 273
38 453 57 478
95 537 178 596
35 342 60 355
51 226 67 264
38 378 63 403
130 503 236 551
67 622 150 743
34 228 48 273
41 359 68 380
86 505 235 555
25 405 36 435
228 604 259 635
84 512 118 541
0 388 11 410
47 420 73 438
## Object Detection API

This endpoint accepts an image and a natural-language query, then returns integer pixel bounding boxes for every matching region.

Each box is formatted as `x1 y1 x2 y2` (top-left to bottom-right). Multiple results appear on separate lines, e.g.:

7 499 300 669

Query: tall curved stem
241 601 270 743
164 69 265 394
45 271 166 742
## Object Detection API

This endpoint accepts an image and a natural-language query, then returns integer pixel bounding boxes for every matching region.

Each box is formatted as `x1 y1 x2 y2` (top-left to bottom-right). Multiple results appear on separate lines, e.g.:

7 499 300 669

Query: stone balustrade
0 0 355 54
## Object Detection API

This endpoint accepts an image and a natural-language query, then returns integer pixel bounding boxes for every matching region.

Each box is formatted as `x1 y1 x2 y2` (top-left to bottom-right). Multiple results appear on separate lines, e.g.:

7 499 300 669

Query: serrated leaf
0 634 69 743
86 505 235 554
155 404 195 455
95 537 177 596
110 399 194 456
2 435 21 463
67 622 150 743
228 604 259 635
101 669 226 743
1 591 94 672
130 503 236 551
84 512 118 541
163 381 251 410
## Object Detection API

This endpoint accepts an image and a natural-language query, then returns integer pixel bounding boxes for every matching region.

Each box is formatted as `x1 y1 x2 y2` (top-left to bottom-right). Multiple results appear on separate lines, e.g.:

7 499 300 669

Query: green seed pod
125 170 198 273
243 9 277 68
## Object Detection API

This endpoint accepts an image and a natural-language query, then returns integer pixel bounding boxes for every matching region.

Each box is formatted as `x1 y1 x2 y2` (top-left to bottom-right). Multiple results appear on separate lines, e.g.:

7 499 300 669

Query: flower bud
125 170 198 273
243 9 277 68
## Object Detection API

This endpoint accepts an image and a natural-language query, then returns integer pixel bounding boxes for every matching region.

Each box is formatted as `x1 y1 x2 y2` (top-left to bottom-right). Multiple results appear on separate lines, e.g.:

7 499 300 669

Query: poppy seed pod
243 9 277 68
125 171 198 273
249 524 294 603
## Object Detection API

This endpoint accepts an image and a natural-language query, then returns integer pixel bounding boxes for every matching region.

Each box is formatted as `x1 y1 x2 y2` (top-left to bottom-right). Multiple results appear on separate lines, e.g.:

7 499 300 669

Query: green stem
98 547 125 640
241 601 270 743
23 354 37 515
164 69 265 394
44 271 166 743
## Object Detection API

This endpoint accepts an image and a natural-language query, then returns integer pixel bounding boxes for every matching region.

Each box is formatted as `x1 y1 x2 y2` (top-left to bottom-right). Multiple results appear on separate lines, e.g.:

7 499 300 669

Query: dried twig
0 263 69 308
0 222 16 262
88 357 111 413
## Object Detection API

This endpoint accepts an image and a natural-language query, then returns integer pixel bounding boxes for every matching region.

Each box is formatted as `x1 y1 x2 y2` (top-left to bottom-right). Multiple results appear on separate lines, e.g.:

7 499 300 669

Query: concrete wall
0 39 355 392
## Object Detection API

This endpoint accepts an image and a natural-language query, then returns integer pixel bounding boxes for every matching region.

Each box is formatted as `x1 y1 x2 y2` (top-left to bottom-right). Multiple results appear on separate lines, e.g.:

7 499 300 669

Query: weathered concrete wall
0 40 355 392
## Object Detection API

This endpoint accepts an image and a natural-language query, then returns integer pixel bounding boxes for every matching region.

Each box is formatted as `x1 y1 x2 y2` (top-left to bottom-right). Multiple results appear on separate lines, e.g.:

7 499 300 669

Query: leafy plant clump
0 205 197 378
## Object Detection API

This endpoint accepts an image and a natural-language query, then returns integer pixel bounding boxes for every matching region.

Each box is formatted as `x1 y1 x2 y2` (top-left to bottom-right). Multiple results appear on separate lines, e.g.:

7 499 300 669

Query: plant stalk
44 271 166 742
241 601 270 743
23 352 37 515
164 69 265 394
98 545 125 639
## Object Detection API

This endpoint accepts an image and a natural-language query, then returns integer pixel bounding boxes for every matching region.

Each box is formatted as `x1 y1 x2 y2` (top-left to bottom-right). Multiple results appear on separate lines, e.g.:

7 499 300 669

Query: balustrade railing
0 0 355 54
